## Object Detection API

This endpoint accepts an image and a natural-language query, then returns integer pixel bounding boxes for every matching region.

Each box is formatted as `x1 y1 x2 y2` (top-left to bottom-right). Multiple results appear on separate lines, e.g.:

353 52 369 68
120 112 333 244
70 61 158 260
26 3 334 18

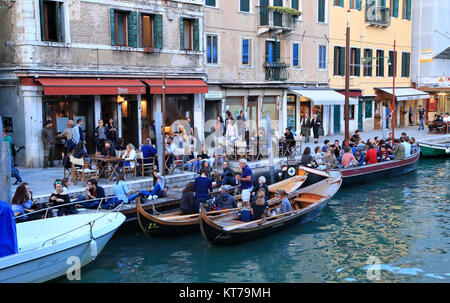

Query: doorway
334 105 341 134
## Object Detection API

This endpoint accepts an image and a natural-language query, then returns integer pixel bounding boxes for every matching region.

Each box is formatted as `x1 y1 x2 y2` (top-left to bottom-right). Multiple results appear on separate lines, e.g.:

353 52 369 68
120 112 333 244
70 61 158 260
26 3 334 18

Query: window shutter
406 0 411 20
242 39 249 64
265 40 270 62
56 2 62 42
318 0 325 22
110 8 115 46
154 14 163 49
393 0 399 17
334 46 339 75
39 0 45 40
355 48 361 76
368 49 373 76
180 17 184 50
293 44 299 66
193 19 200 51
206 0 216 6
240 0 250 12
137 12 142 48
339 0 344 7
275 41 281 62
274 0 283 7
127 12 137 48
292 0 299 10
339 47 346 76
365 100 373 118
356 0 362 10
379 50 384 77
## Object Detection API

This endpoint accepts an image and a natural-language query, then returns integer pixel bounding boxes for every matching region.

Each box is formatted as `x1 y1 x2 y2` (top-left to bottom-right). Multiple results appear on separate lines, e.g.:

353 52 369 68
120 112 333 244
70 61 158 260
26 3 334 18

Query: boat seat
294 197 320 203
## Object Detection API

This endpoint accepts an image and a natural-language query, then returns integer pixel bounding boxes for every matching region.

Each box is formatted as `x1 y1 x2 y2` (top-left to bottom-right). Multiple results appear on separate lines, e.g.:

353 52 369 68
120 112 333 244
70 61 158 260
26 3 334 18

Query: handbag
318 126 324 136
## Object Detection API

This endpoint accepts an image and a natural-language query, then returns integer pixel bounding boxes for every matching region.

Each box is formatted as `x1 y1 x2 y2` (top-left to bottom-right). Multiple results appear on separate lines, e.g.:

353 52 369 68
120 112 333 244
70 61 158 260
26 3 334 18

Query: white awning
289 89 358 105
377 88 430 101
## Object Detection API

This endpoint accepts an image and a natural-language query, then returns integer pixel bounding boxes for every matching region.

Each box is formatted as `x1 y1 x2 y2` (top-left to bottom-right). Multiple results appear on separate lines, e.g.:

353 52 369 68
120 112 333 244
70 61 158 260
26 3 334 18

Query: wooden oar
160 207 241 221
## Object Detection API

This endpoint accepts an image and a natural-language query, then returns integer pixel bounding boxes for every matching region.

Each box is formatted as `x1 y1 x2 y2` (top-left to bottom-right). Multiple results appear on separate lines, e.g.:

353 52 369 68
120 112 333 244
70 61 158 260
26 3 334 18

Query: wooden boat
199 172 342 246
136 174 308 238
417 135 450 157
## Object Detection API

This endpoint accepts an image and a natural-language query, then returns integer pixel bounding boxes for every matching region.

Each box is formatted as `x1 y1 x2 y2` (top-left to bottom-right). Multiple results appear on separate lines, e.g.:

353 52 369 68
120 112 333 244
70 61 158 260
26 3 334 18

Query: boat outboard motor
0 200 18 258
280 160 299 179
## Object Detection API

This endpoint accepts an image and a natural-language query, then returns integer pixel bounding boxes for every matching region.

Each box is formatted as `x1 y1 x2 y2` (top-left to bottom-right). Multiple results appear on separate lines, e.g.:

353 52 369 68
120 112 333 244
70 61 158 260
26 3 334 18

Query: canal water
54 158 450 283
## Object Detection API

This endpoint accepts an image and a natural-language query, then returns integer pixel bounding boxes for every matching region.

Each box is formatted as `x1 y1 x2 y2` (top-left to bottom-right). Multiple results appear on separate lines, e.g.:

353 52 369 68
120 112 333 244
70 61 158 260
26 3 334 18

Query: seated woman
115 143 136 176
73 142 91 165
300 147 314 167
251 189 268 221
180 182 197 214
140 171 166 200
11 183 34 222
353 148 365 166
101 174 139 209
318 149 337 171
251 176 269 201
313 146 324 168
183 147 201 172
49 179 77 216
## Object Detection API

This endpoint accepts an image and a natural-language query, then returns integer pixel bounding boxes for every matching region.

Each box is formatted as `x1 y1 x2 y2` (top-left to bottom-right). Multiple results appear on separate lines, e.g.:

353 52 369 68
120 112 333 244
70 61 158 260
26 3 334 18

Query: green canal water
55 158 450 283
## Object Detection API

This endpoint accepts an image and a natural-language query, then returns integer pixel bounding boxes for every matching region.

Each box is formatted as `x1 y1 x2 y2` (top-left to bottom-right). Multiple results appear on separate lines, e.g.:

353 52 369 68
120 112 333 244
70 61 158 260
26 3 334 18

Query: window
388 50 397 77
206 34 218 64
334 0 344 7
365 100 373 118
292 0 299 10
376 49 385 77
292 43 300 67
390 0 399 17
180 18 199 51
242 38 252 66
265 40 280 63
141 15 153 48
350 47 361 76
350 0 362 10
39 0 65 42
115 11 128 46
333 46 345 76
205 0 216 7
318 45 327 69
318 0 326 22
349 105 355 120
402 0 411 20
363 48 373 77
240 0 250 12
401 52 410 77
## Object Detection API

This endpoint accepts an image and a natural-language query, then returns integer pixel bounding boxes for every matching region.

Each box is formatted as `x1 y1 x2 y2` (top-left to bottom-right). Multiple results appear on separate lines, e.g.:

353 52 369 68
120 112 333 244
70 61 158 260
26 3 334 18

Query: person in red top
365 143 378 164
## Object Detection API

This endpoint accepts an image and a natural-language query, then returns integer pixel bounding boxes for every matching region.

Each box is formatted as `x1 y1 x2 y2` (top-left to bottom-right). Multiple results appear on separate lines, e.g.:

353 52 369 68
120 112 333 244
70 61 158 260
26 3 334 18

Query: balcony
258 6 299 35
365 5 391 27
264 61 290 81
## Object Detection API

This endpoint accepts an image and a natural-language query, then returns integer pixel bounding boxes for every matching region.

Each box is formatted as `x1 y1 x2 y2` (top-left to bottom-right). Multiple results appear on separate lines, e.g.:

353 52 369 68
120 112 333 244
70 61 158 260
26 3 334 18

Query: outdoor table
91 156 122 181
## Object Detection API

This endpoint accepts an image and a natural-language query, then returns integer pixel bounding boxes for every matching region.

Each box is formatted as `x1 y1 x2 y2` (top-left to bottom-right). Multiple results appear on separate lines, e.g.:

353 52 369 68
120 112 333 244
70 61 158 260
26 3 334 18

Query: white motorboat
0 212 125 283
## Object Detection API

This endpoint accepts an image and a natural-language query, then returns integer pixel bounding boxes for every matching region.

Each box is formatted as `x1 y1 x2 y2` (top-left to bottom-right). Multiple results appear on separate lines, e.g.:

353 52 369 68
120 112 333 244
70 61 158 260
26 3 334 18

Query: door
247 97 258 136
334 105 341 134
358 101 364 130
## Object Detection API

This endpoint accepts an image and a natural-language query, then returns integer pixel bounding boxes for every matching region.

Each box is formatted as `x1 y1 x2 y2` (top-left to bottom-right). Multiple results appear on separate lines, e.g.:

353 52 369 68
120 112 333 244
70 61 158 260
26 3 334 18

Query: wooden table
91 156 123 181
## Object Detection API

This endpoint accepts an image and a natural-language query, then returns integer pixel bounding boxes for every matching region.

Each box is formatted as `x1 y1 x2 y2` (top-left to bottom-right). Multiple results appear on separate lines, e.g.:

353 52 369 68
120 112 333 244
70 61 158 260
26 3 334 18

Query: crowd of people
300 130 419 171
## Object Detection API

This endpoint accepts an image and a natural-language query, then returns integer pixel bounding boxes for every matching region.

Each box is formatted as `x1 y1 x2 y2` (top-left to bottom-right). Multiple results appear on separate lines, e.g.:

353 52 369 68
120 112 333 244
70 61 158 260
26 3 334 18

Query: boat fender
446 148 450 154
89 239 98 259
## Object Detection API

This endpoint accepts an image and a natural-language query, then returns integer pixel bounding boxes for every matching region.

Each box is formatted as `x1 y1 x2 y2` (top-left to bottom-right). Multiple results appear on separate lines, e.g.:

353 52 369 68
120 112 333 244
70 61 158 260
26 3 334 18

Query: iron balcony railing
259 7 297 31
264 61 290 81
365 5 391 27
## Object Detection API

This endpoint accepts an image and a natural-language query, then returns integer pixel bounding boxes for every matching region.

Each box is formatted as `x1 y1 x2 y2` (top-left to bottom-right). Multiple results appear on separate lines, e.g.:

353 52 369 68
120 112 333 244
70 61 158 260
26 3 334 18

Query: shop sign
420 50 433 63
205 91 223 100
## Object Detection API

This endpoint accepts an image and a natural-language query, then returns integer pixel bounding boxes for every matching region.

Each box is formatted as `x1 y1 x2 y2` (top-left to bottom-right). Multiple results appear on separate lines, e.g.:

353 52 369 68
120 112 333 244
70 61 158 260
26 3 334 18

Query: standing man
408 106 413 126
236 158 253 208
236 110 247 141
94 119 108 154
59 119 74 153
417 105 426 131
72 119 84 145
385 107 390 129
311 114 322 144
3 129 23 185
41 121 56 168
300 113 311 143
106 118 117 145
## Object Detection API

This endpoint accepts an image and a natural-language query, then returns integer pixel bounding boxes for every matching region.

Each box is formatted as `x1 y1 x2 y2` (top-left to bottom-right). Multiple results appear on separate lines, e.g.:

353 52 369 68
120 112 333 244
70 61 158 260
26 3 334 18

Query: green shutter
355 48 361 76
406 0 411 20
368 49 373 76
274 0 283 6
265 40 270 62
56 2 62 42
339 0 344 7
292 0 299 10
334 46 339 75
356 0 362 10
137 12 142 48
318 0 325 22
240 0 250 12
339 47 346 76
110 8 115 46
180 17 184 50
365 100 373 118
154 14 163 49
393 0 399 17
39 0 45 40
127 11 137 47
193 19 199 51
379 50 384 77
275 41 281 62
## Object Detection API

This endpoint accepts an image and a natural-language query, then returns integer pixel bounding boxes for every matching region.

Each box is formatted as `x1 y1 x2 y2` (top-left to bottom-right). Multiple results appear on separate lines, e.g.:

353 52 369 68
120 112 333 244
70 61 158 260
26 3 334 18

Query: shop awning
143 79 208 94
288 89 358 105
37 78 146 95
376 87 430 101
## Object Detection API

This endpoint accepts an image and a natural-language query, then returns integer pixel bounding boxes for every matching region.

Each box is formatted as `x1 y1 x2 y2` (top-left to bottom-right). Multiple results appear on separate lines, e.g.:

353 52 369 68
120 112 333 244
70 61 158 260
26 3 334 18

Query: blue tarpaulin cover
0 200 18 257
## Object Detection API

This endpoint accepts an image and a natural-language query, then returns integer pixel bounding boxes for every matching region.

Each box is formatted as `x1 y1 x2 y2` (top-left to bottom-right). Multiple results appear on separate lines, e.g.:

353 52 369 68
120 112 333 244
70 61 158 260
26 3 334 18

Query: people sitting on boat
75 178 106 209
101 174 139 210
318 148 337 171
11 183 35 221
377 141 392 162
222 161 237 186
61 177 71 191
50 179 78 215
354 148 365 166
341 146 358 168
215 185 238 210
401 138 412 158
313 146 324 167
333 140 342 160
352 130 361 142
321 140 331 153
410 137 419 154
393 139 405 160
401 132 410 143
194 168 213 210
365 143 378 164
300 147 314 167
251 189 268 221
179 182 197 214
199 159 212 176
277 190 292 214
251 176 269 201
140 171 166 201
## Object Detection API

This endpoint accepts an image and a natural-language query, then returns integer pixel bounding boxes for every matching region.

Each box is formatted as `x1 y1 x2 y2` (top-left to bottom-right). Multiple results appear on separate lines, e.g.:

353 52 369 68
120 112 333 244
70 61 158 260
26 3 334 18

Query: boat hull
200 202 327 246
136 210 199 238
419 144 450 157
0 229 117 283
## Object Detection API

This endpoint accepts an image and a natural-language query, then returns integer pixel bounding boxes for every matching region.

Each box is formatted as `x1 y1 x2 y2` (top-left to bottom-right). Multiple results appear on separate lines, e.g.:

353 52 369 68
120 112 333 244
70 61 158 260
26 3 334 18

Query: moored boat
136 174 309 238
417 135 450 157
0 211 125 283
199 171 342 246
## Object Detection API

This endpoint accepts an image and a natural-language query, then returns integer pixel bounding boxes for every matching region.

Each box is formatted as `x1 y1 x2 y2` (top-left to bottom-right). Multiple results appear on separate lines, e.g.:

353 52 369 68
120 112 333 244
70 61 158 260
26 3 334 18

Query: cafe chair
70 155 97 186
136 151 155 178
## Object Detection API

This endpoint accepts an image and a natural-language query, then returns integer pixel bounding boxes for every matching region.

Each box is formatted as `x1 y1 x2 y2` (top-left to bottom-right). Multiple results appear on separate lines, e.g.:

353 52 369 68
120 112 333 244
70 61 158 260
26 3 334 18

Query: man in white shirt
401 138 411 158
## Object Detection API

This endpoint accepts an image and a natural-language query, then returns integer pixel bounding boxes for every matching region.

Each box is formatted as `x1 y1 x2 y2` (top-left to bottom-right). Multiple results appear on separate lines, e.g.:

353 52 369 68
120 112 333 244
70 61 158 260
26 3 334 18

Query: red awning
37 78 147 95
336 90 362 98
143 79 208 94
